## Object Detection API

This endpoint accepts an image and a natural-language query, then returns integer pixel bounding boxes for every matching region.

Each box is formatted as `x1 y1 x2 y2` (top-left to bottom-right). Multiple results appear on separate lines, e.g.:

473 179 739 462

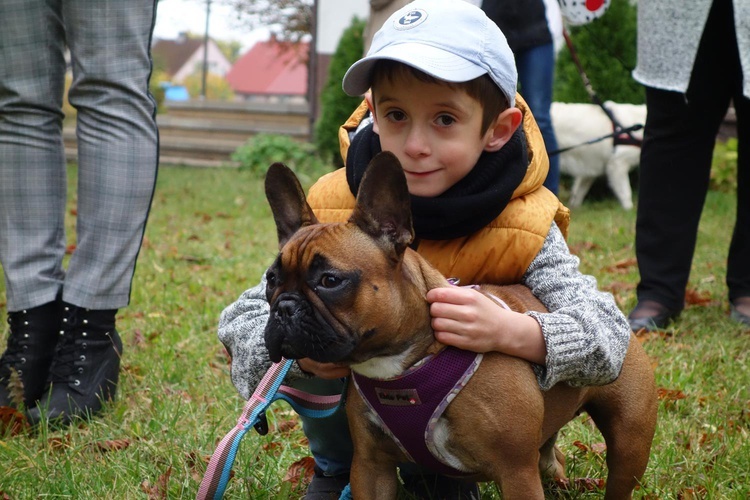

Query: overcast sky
154 0 269 50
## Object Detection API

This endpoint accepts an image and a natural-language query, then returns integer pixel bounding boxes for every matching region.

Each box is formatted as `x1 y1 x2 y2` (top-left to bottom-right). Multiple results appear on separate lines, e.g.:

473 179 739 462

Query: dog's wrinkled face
263 225 378 363
262 152 418 364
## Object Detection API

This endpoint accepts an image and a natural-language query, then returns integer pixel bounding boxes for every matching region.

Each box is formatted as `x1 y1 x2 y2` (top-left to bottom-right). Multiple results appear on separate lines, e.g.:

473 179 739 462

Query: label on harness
376 387 422 406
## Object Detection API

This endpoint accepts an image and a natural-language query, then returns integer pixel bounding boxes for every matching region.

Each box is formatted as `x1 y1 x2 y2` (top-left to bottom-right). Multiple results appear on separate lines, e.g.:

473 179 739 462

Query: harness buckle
253 411 269 435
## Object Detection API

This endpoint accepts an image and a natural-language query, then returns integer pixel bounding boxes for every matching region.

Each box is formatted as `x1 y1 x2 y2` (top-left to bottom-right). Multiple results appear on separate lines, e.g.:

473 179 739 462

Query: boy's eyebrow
375 94 469 114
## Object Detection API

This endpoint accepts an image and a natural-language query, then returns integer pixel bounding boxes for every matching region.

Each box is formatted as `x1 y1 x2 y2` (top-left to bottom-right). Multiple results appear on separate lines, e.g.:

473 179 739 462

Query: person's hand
297 358 351 379
425 286 547 364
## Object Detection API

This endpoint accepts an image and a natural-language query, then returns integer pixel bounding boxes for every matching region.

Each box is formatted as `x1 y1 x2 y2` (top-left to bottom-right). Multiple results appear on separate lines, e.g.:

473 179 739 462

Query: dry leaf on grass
677 486 708 499
569 241 599 255
0 406 29 436
140 466 172 500
88 439 131 453
283 456 316 491
553 477 606 491
657 387 687 401
604 258 638 274
684 289 713 307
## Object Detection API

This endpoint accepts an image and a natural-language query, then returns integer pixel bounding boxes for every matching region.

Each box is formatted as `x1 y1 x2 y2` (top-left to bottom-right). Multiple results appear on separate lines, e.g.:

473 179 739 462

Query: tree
553 0 644 104
314 16 366 167
223 0 313 43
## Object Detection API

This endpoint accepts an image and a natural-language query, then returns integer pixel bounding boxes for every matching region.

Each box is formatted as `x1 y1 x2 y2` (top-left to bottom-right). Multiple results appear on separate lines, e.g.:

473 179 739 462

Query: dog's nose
276 297 298 318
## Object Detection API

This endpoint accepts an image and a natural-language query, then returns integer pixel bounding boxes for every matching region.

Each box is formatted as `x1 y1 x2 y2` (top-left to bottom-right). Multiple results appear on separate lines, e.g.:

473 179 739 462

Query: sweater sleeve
217 273 307 400
521 222 631 391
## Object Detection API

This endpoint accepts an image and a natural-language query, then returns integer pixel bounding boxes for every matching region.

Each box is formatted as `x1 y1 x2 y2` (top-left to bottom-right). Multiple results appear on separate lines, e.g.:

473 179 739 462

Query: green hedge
554 0 644 104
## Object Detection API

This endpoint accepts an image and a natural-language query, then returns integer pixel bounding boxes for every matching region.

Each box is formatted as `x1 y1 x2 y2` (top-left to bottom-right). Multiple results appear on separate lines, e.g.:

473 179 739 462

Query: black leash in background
548 123 643 157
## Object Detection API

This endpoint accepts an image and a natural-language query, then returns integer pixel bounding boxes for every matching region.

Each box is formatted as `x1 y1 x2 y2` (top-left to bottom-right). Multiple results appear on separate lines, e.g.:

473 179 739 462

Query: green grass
1 165 748 499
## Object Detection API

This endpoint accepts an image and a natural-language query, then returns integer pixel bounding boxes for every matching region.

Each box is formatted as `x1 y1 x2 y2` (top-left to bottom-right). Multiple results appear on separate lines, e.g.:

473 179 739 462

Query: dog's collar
351 347 483 476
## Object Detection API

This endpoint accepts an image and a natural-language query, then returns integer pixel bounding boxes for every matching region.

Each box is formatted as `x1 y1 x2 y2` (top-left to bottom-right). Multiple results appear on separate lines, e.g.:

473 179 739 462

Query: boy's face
369 72 505 198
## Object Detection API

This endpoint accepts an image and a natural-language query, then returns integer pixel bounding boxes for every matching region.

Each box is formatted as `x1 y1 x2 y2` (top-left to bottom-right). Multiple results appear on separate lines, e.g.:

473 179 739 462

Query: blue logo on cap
394 9 428 30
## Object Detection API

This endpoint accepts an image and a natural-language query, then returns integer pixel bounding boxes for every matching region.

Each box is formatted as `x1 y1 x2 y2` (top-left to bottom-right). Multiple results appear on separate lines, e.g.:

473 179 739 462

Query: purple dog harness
351 347 483 476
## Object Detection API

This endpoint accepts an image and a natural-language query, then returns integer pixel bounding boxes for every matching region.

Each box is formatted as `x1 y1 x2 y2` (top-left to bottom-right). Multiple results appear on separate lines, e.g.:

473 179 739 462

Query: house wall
173 40 232 83
316 0 369 55
311 0 368 120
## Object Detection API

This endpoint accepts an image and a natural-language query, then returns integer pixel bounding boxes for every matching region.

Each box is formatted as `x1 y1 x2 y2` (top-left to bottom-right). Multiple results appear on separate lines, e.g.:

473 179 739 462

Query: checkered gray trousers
0 0 160 311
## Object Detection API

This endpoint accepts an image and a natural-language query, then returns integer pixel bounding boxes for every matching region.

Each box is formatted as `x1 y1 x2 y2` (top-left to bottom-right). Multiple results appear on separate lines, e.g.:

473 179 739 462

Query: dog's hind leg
584 343 658 499
568 175 597 208
605 148 636 210
538 432 566 481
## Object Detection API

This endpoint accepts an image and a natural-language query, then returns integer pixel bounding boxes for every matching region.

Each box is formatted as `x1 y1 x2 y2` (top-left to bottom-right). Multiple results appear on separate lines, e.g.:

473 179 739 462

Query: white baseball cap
342 0 517 107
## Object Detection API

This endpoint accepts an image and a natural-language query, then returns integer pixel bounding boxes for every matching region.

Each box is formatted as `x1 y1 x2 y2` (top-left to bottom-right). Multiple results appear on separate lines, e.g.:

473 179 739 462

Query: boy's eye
386 110 407 122
436 115 456 126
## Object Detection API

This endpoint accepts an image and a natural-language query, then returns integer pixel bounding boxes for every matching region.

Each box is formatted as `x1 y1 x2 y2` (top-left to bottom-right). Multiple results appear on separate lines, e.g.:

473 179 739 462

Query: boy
218 1 631 498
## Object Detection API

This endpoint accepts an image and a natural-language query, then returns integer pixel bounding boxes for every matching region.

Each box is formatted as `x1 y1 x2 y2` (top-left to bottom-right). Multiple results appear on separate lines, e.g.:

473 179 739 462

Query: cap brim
342 42 488 96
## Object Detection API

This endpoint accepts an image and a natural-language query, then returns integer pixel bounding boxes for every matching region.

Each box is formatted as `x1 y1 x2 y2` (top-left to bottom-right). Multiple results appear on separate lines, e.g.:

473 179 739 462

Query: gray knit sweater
218 222 631 400
632 0 750 99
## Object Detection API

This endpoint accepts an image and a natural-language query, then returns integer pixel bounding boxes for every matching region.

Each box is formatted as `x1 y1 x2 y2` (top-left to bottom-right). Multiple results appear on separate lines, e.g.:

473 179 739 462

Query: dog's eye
319 274 341 289
266 271 277 288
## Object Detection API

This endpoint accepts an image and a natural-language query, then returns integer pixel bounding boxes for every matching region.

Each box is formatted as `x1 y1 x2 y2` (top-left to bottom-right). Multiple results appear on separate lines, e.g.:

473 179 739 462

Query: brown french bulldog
263 152 658 499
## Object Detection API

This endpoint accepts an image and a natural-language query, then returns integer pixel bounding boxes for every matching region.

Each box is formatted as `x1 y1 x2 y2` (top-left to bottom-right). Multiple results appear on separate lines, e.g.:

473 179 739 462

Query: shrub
183 71 235 101
554 0 644 104
711 138 738 192
232 133 326 185
314 16 366 167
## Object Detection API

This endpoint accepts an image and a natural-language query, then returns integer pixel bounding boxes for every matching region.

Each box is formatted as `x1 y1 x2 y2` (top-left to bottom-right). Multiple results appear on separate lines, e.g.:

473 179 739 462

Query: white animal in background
550 101 647 210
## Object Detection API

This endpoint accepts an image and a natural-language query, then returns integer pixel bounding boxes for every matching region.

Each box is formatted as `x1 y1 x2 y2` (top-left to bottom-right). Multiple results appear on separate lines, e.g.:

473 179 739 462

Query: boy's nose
404 126 430 158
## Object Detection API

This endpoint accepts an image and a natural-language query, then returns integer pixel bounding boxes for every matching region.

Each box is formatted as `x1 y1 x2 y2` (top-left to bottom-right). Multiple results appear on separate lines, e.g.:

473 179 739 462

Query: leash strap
196 359 345 500
547 123 643 156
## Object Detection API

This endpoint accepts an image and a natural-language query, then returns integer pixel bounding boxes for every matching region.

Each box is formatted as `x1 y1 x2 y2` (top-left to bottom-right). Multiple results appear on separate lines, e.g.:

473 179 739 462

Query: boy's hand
426 286 547 365
297 358 351 379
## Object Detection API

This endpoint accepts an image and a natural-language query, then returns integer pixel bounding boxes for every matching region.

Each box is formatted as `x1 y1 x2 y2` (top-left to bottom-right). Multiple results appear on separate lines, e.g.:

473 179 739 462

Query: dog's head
263 152 437 364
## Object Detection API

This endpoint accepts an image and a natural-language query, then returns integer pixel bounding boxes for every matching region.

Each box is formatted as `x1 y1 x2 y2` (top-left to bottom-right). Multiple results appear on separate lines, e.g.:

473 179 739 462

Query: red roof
227 40 309 96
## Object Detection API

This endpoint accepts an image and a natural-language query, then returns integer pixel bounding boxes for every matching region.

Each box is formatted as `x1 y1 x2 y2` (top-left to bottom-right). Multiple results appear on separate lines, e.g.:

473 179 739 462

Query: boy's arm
218 273 307 399
521 223 631 390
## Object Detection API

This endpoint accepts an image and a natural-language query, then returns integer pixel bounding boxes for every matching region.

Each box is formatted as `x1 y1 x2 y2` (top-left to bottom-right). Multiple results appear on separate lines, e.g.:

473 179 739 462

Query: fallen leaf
553 477 606 491
0 406 29 436
677 486 708 499
572 440 590 453
275 418 299 434
48 435 72 451
89 439 131 453
657 388 687 401
685 289 713 306
590 442 607 455
569 241 599 255
140 466 172 500
283 456 316 490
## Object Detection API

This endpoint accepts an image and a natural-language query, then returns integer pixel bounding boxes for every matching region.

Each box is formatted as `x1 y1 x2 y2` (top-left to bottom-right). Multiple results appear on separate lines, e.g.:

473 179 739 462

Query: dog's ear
350 151 414 258
265 163 318 248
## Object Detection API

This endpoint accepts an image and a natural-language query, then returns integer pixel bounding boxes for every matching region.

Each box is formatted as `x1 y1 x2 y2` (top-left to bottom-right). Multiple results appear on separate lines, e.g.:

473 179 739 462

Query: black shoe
0 300 62 408
627 300 680 332
26 303 122 427
304 466 350 500
730 298 750 326
401 472 480 500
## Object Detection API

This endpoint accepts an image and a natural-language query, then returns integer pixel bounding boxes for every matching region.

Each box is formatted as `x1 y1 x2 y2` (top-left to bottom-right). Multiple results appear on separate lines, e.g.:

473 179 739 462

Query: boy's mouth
403 168 438 178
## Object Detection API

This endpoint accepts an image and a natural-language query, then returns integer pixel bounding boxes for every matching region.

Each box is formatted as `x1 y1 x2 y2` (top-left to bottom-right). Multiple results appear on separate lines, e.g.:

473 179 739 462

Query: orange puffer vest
308 94 570 285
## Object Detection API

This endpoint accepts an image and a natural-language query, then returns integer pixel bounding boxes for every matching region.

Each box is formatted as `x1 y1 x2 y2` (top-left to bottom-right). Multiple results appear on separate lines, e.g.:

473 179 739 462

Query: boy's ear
483 107 523 152
365 92 380 135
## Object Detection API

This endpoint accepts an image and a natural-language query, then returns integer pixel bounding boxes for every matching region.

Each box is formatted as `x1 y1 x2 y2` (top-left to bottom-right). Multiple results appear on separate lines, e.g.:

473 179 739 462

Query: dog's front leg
347 391 401 499
349 452 399 499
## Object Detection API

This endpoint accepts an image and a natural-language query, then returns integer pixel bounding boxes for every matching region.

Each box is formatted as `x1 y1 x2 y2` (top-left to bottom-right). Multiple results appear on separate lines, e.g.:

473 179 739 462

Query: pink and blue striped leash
197 358 346 499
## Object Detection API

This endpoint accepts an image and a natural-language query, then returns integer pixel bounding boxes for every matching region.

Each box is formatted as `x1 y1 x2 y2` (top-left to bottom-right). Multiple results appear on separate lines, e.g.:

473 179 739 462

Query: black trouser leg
635 0 738 311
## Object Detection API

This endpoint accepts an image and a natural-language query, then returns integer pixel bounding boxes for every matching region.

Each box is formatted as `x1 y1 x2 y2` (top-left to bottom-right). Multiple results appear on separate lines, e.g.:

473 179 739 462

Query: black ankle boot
0 300 62 408
27 303 122 426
